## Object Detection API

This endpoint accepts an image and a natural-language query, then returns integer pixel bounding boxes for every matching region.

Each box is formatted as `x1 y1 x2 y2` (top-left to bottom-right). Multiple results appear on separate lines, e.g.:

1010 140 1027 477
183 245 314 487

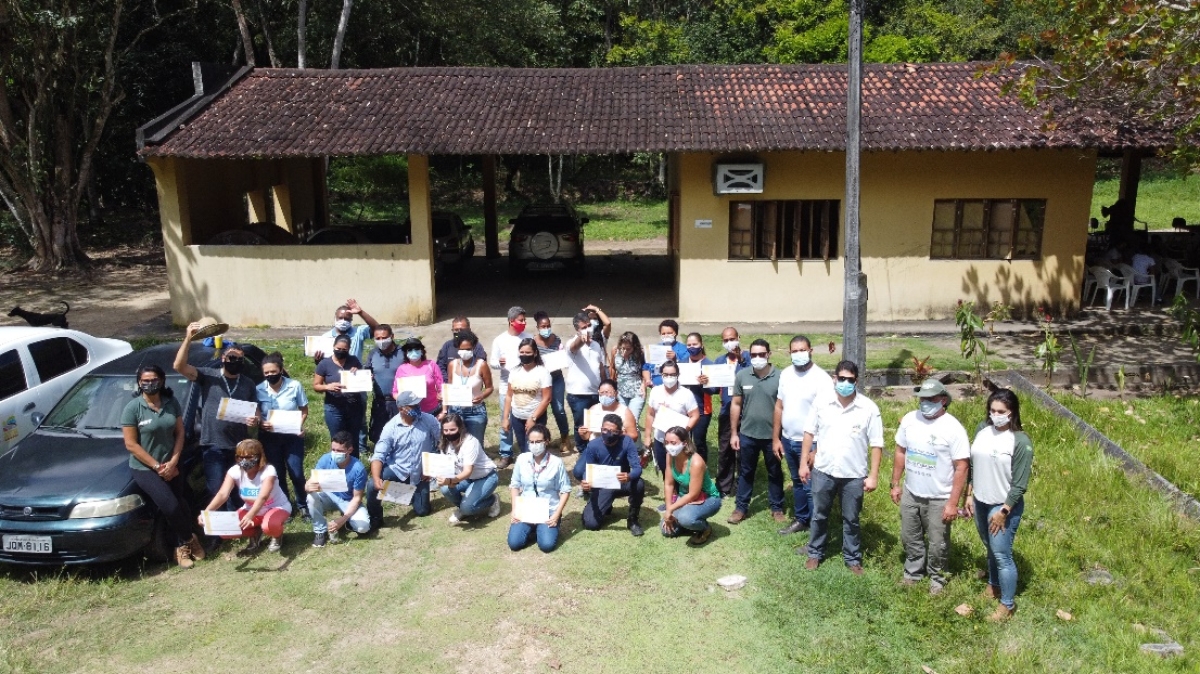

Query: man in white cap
365 390 441 529
889 378 970 594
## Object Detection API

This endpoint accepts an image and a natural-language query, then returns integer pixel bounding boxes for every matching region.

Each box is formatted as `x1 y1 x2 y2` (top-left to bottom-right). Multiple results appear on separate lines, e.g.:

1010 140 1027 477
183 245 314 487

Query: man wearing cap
365 391 442 528
572 414 646 537
890 379 970 594
436 316 487 381
489 306 532 469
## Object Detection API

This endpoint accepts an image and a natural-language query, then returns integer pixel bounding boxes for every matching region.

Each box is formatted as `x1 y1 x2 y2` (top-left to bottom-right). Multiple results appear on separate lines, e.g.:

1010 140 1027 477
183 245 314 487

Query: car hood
0 434 131 507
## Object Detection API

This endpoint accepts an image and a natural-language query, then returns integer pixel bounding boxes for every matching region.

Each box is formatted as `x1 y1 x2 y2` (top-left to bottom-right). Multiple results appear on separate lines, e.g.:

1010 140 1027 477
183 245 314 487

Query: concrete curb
994 370 1200 520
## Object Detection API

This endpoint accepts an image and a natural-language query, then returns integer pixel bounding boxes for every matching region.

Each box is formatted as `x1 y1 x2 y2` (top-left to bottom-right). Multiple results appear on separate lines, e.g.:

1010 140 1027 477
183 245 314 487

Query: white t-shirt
804 392 884 479
508 365 553 419
777 364 835 440
970 426 1018 505
894 410 970 499
448 434 495 479
565 335 606 395
227 464 292 513
647 384 698 442
489 331 532 386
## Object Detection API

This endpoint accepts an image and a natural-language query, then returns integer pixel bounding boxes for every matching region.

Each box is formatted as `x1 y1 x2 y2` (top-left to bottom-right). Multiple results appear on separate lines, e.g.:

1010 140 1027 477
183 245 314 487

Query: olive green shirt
121 396 183 470
732 365 780 440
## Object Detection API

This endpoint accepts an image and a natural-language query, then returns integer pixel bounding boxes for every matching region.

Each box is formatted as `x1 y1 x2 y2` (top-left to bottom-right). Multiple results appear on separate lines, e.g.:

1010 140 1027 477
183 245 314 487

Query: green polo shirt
120 396 183 470
733 365 780 440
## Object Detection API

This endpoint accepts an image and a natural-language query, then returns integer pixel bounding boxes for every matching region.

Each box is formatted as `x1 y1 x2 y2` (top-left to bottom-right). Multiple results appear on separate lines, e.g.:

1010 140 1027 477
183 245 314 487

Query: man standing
314 298 380 362
800 360 883 575
306 431 371 546
366 324 404 445
489 306 531 468
436 316 486 381
365 391 441 528
714 326 750 497
565 311 606 453
728 339 784 524
773 335 834 536
890 379 970 594
573 414 646 537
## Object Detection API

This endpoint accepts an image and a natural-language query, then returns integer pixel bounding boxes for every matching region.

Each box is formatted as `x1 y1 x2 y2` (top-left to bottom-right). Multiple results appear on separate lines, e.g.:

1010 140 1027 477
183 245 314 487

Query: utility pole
843 0 867 374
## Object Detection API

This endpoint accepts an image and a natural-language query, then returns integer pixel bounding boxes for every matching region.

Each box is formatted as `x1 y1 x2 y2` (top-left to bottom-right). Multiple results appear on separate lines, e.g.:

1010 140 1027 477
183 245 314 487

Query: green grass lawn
1092 171 1200 230
701 333 1004 376
2 342 1196 672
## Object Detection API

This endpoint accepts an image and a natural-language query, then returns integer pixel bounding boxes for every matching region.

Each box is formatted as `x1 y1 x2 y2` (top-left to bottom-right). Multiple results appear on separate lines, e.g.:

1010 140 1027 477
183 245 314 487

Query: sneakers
687 525 712 547
186 534 206 561
727 510 747 525
267 537 281 553
628 521 645 537
175 544 194 569
488 496 501 518
448 508 463 525
312 531 328 548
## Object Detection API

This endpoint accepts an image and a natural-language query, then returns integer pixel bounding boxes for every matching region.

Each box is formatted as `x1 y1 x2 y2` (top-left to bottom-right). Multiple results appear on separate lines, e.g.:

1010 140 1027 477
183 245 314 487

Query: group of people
119 302 1032 620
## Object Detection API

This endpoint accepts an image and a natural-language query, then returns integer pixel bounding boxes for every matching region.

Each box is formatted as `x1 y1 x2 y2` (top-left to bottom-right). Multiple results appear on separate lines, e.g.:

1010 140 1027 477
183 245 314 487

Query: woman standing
393 337 444 417
661 426 721 546
965 389 1033 622
643 360 700 472
122 364 204 568
436 413 501 524
610 332 648 423
200 439 292 554
443 330 493 446
314 334 365 456
533 311 571 450
256 352 309 518
681 332 716 460
507 425 572 553
501 339 553 463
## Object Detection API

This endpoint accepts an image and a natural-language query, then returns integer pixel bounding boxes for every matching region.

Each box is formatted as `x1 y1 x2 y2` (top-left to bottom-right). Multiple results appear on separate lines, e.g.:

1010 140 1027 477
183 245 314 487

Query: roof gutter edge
136 64 253 155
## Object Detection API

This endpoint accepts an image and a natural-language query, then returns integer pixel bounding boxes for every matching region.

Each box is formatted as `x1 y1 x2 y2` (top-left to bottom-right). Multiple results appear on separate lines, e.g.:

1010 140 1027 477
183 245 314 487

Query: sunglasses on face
749 352 769 358
836 375 857 383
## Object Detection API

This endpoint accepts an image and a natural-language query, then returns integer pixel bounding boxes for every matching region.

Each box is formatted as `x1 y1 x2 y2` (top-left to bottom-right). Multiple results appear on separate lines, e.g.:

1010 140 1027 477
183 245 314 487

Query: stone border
994 370 1200 520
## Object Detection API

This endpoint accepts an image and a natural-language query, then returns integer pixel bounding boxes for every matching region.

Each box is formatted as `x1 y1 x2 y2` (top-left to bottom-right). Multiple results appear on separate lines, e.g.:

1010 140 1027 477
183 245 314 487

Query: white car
0 328 132 452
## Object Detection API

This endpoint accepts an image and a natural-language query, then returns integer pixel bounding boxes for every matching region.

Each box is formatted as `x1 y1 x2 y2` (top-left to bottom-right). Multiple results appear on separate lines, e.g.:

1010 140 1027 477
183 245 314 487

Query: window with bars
929 199 1046 260
728 200 839 261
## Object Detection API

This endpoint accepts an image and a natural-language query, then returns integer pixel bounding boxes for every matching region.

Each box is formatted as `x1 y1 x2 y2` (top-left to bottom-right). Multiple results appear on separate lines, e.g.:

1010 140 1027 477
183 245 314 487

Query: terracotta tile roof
140 63 1166 158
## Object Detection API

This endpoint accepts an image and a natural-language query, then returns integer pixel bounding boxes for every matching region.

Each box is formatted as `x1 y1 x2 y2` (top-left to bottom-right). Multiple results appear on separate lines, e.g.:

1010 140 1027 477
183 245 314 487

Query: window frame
728 199 840 262
929 198 1046 261
27 337 89 384
0 349 29 401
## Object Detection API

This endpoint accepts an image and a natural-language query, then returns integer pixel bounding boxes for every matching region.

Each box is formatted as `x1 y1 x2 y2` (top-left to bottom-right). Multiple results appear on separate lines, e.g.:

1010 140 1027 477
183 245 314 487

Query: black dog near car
8 301 70 328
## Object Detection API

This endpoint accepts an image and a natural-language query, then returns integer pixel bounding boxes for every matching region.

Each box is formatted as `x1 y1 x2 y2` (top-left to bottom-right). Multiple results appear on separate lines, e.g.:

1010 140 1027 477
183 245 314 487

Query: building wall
676 149 1096 322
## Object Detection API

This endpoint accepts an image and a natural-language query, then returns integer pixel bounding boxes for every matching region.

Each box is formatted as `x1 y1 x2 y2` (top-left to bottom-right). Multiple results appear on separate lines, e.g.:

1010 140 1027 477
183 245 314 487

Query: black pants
132 468 194 547
582 477 645 530
369 397 398 444
715 413 737 496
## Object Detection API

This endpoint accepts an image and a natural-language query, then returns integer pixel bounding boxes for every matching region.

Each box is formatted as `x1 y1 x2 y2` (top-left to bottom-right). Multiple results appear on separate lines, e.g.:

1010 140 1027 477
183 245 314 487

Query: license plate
3 535 52 553
528 261 564 270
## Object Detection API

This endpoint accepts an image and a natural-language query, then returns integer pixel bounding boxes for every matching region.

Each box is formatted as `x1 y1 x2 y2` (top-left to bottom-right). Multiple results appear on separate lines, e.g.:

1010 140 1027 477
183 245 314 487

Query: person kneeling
661 426 722 546
306 431 371 547
573 414 646 537
200 439 292 554
438 413 501 524
507 426 572 553
365 391 441 529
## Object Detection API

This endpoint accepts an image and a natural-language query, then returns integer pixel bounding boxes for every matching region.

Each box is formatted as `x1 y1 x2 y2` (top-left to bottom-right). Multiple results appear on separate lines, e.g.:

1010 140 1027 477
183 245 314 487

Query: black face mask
223 359 244 375
333 349 350 359
519 354 536 365
140 380 163 395
444 431 460 442
265 373 282 385
602 430 620 446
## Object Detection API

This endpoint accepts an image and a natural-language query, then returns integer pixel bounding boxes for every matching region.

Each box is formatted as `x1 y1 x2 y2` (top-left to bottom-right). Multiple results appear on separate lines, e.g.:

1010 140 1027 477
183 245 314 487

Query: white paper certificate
540 349 570 372
677 362 701 386
647 344 670 365
422 452 457 479
585 407 605 434
702 363 736 388
311 469 348 493
304 336 335 357
442 384 474 407
340 369 374 393
586 464 622 490
652 406 691 434
216 397 258 424
379 480 416 505
201 510 243 536
514 496 551 523
396 375 427 400
267 409 303 436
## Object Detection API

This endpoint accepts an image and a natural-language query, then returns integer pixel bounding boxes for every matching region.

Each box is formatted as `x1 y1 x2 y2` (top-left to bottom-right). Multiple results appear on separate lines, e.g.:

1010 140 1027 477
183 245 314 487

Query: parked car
0 343 263 566
507 204 588 275
305 221 445 277
0 328 132 454
430 211 475 266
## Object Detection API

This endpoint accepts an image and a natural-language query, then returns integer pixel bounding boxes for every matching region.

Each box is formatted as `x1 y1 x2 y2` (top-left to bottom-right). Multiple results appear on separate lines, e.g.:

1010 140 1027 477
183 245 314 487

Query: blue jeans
365 465 432 525
807 468 865 565
549 372 570 438
690 413 711 462
448 403 488 448
582 477 645 529
781 437 813 524
498 391 514 457
975 497 1024 609
201 445 238 510
734 434 784 514
507 521 559 553
620 395 645 427
262 431 306 509
662 495 722 536
440 471 499 517
509 413 547 456
567 393 598 450
324 402 364 457
307 491 371 535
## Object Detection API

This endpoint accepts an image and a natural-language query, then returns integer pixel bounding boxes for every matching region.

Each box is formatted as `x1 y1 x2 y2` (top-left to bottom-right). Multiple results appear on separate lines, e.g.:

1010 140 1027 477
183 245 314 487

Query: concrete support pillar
247 189 269 223
407 154 436 318
272 184 293 232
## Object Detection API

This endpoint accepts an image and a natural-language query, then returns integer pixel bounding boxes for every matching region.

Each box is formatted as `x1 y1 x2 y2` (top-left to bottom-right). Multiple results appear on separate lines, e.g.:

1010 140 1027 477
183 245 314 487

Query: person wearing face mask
305 431 371 547
507 425 573 553
643 320 690 387
889 379 970 595
582 304 612 348
565 312 607 454
123 364 204 568
312 298 380 364
772 335 835 536
680 332 717 461
490 306 533 468
366 325 404 445
799 360 884 575
715 326 752 497
392 337 444 417
573 414 646 537
501 339 553 462
660 426 721 545
256 352 310 518
175 323 260 522
444 330 493 446
366 391 442 528
200 439 292 555
314 334 366 457
532 311 572 452
436 414 501 524
727 339 784 525
609 331 648 423
436 316 487 382
643 360 700 473
579 379 638 444
962 389 1033 622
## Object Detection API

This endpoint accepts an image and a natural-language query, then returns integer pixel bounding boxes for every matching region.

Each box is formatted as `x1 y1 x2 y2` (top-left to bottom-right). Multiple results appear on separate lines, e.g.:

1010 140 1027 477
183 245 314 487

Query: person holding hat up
393 337 444 417
889 379 970 594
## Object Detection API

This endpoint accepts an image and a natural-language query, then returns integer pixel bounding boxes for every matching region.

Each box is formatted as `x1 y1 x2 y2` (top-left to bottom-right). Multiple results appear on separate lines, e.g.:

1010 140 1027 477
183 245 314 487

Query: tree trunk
297 0 308 68
330 0 354 69
255 0 279 67
231 0 256 67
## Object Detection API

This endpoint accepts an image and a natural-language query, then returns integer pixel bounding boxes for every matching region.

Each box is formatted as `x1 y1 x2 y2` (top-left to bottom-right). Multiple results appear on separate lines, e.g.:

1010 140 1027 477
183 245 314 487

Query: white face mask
660 334 676 345
990 413 1011 427
665 442 685 457
750 356 769 370
791 351 811 367
375 337 393 351
529 442 547 457
458 349 474 361
723 339 740 352
919 399 943 419
661 375 679 388
331 451 348 464
334 318 352 332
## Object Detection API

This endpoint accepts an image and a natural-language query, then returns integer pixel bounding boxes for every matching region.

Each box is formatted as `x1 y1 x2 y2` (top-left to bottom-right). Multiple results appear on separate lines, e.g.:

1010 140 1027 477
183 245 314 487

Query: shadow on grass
0 554 172 583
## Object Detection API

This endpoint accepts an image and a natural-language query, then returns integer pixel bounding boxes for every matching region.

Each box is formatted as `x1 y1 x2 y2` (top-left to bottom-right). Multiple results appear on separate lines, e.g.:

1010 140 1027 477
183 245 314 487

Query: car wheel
144 515 176 563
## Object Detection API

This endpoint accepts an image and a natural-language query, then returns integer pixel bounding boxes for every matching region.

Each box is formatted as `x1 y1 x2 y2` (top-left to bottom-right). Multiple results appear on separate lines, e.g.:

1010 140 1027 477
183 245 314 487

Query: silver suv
507 204 588 275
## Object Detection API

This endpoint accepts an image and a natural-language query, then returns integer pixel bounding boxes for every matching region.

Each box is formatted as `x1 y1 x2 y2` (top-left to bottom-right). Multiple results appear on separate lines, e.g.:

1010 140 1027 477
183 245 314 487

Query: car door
22 336 93 434
0 347 36 453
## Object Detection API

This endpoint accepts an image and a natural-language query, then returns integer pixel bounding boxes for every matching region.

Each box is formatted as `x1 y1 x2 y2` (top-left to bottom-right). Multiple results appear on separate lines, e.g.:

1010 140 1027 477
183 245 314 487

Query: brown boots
560 434 573 454
176 534 206 568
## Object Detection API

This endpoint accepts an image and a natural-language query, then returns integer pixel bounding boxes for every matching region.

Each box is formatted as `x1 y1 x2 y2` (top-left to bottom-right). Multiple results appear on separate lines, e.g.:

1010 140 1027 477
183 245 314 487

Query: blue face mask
835 380 856 397
406 350 423 362
919 399 943 418
686 346 702 356
539 328 553 338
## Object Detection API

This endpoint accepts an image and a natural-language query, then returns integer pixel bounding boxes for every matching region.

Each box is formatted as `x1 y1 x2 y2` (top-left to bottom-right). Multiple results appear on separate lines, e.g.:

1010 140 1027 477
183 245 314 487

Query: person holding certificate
314 334 365 457
642 320 689 387
681 332 717 461
443 330 493 447
122 364 205 569
532 311 571 452
365 391 442 527
200 439 292 555
256 352 309 518
392 337 443 416
564 312 607 455
573 414 646 537
507 425 572 553
578 379 637 445
436 414 501 524
643 360 700 472
305 431 371 547
501 339 552 460
660 426 721 545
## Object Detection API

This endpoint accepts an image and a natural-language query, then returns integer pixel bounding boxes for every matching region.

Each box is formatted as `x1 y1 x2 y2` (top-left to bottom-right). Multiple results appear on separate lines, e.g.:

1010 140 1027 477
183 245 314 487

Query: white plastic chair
1115 263 1156 308
1089 266 1127 311
1163 258 1200 299
1082 271 1098 306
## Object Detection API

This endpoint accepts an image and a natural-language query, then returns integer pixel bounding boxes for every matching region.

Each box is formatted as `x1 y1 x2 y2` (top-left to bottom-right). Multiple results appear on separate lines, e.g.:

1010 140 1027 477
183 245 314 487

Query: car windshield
41 375 189 436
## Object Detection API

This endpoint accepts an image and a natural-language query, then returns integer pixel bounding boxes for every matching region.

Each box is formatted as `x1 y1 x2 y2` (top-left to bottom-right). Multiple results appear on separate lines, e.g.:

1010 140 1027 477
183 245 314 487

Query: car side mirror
30 412 45 428
580 217 589 225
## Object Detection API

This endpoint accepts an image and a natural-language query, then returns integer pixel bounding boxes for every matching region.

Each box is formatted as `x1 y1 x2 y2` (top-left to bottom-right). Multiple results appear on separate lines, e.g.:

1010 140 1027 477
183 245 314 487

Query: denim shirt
256 377 309 417
510 452 572 511
372 411 441 481
325 324 372 361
